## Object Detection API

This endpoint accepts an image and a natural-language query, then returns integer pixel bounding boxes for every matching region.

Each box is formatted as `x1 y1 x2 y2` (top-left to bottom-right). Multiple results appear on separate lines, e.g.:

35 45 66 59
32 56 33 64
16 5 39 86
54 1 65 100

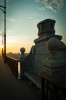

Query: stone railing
19 19 66 99
6 56 19 79
20 47 41 88
40 72 66 100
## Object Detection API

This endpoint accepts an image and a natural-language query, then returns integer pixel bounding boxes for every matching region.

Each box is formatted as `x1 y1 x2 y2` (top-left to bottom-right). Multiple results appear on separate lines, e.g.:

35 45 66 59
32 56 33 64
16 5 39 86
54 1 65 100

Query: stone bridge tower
20 19 66 88
37 19 55 37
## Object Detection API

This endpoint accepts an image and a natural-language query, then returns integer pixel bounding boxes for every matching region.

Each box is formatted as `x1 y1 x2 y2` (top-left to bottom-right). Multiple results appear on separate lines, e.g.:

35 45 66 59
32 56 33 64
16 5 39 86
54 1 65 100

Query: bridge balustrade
6 56 19 79
40 72 66 100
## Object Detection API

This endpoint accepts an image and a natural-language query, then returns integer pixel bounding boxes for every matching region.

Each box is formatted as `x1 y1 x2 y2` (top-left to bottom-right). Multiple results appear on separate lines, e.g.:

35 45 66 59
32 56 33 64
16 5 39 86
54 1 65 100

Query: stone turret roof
37 19 56 26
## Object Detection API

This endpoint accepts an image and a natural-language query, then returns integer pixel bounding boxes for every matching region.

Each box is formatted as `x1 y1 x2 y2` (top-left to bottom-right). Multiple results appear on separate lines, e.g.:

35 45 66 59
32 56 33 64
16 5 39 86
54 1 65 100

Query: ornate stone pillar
42 37 66 85
20 47 26 79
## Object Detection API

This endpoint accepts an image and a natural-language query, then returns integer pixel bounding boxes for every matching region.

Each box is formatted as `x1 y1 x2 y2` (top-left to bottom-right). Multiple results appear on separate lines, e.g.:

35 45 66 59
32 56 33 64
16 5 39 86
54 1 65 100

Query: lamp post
0 0 6 63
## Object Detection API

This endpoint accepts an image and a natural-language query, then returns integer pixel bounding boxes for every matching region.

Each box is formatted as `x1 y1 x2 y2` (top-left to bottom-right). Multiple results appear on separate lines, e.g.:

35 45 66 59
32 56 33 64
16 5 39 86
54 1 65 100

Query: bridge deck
0 54 41 100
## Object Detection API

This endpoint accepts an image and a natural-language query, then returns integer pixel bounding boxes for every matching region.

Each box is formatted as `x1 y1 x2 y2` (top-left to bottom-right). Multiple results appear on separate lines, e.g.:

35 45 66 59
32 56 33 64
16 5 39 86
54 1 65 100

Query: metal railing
6 56 20 79
40 72 66 100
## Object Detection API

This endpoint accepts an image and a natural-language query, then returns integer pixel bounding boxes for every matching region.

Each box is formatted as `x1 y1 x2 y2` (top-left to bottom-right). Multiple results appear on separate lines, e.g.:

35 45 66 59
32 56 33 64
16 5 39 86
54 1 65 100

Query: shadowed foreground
0 54 41 100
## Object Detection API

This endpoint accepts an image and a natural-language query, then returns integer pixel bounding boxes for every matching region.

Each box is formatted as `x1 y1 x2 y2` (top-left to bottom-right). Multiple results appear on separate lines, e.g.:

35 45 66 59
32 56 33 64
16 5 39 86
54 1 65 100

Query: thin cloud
34 0 64 13
37 6 45 10
0 17 16 22
7 17 16 22
35 0 41 2
28 13 37 19
28 17 32 19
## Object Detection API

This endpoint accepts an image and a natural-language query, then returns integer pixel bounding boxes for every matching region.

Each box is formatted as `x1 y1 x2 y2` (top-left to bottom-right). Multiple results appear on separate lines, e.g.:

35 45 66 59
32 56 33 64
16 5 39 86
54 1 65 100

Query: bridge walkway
0 54 41 100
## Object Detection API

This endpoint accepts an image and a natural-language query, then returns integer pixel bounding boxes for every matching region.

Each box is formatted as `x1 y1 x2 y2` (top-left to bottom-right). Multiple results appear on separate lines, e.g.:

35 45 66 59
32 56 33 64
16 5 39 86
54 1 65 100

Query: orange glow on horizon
0 45 3 49
6 43 32 54
6 36 34 53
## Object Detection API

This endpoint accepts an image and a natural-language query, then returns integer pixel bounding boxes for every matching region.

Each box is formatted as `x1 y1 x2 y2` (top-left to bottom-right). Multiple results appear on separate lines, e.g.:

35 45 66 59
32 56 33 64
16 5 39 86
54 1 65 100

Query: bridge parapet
20 19 66 89
42 37 66 84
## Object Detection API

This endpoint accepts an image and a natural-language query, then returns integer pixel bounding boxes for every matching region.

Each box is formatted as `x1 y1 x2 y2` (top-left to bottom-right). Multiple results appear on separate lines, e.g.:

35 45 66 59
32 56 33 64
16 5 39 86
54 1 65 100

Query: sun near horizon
0 0 66 54
0 44 3 49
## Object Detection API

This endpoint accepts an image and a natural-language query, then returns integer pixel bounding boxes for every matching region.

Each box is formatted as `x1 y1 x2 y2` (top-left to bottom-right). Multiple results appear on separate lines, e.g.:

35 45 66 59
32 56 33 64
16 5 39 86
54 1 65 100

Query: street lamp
0 0 6 63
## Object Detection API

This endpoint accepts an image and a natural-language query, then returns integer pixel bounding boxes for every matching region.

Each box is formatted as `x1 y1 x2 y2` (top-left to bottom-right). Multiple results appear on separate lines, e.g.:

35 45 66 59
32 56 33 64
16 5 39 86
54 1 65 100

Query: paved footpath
0 54 41 100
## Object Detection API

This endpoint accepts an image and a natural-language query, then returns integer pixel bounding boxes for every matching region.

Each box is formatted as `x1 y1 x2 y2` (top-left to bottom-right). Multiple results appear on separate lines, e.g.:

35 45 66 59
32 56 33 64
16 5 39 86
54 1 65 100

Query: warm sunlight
0 44 3 49
7 37 16 44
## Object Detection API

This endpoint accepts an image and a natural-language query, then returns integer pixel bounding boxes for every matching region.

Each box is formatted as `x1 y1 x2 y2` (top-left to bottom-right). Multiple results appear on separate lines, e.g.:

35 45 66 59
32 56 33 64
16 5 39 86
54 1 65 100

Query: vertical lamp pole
4 0 6 63
0 0 6 63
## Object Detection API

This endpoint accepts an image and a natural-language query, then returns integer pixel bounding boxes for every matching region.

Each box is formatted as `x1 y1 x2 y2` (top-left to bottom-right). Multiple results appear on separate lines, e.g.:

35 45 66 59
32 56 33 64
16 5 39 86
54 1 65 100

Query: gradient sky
0 0 66 53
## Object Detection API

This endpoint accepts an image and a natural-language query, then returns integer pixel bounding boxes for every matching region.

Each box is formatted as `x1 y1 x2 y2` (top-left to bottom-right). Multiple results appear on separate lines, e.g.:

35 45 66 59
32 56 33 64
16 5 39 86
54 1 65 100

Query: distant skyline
0 0 66 53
